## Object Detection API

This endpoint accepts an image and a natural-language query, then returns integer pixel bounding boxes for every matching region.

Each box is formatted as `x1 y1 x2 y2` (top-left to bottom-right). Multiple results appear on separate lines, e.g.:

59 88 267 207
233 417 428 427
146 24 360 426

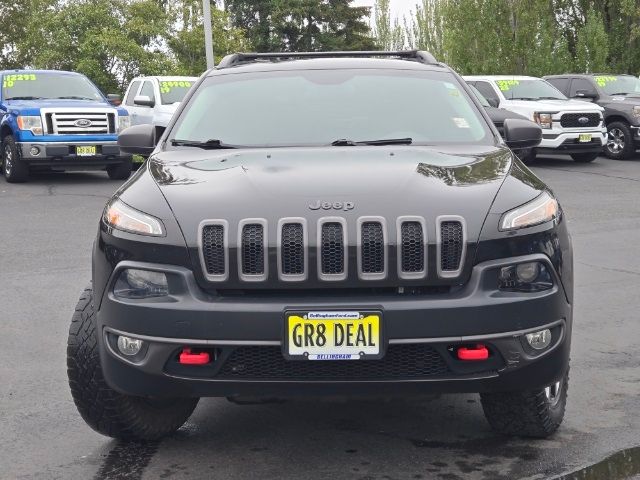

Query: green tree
373 0 406 50
574 7 609 73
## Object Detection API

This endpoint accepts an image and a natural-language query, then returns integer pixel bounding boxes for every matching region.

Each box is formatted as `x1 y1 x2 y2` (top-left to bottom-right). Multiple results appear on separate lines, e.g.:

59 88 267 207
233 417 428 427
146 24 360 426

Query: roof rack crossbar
217 50 438 69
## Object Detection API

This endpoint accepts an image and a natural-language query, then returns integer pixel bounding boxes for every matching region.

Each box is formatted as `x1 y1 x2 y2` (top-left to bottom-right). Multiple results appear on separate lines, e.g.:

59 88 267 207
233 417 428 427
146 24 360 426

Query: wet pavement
1 155 639 480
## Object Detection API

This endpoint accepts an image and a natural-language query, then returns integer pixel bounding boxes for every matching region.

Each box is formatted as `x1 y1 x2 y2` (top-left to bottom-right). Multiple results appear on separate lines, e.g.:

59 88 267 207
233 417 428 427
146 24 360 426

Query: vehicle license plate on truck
578 134 592 143
76 146 97 156
285 311 382 360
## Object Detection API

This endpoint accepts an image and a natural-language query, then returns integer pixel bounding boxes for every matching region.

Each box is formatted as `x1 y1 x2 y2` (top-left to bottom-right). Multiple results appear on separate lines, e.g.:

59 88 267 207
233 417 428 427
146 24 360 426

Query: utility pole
203 0 215 69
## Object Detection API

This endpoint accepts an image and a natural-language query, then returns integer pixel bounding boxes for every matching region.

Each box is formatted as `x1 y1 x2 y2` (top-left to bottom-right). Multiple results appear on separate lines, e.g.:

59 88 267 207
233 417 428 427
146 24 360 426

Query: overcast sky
353 0 414 21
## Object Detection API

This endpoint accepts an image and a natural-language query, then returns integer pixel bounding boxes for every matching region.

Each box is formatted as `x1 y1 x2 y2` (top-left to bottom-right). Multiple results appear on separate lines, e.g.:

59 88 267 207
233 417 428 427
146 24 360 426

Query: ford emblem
74 119 92 128
578 116 589 124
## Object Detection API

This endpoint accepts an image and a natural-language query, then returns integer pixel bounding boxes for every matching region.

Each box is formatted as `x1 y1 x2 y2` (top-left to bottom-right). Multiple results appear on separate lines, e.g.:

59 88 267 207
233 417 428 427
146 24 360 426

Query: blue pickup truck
0 69 132 182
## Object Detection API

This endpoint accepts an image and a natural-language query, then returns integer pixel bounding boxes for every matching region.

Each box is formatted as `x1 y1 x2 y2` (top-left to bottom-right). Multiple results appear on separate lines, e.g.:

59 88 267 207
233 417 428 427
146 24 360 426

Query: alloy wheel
4 144 12 176
607 128 625 154
544 380 563 407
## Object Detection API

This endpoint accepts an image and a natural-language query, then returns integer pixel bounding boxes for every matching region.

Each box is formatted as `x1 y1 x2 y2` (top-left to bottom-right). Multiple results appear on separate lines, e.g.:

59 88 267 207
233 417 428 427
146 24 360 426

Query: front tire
2 136 29 182
106 157 133 180
605 122 635 160
571 151 600 163
67 286 199 440
480 370 569 438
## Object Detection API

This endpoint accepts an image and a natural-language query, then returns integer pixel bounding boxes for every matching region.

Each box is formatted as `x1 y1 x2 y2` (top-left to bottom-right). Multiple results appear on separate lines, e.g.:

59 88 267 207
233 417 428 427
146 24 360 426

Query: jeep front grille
560 112 601 128
41 108 117 135
199 216 466 283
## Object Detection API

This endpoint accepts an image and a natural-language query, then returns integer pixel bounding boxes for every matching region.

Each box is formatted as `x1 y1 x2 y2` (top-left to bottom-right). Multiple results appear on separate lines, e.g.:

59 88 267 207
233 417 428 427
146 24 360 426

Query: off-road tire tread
480 370 569 438
2 135 29 182
107 157 133 180
67 285 198 440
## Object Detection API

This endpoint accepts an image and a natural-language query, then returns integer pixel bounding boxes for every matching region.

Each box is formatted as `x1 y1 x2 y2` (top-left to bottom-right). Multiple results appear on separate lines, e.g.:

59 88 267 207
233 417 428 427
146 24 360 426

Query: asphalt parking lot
1 155 639 480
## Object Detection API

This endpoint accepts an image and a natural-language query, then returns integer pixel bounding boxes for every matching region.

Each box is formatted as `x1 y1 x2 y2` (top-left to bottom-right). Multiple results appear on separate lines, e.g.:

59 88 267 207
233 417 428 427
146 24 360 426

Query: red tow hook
179 348 210 365
457 344 489 361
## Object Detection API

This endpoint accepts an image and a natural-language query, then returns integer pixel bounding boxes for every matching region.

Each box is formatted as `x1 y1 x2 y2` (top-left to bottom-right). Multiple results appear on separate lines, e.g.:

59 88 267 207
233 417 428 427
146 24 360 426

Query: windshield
594 75 640 95
159 79 196 104
170 69 492 147
495 78 566 101
1 72 104 101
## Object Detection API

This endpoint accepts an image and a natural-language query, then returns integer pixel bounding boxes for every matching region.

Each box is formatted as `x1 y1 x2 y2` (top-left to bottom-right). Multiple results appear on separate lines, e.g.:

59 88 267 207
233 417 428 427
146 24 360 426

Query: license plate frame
76 145 97 156
283 310 384 361
578 133 592 143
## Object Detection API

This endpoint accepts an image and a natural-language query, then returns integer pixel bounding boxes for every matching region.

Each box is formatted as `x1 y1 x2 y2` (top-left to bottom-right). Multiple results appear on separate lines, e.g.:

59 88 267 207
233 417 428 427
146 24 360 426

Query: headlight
17 115 43 135
633 106 640 119
498 261 553 292
103 198 165 236
114 269 169 299
500 191 559 231
118 114 131 132
533 112 553 129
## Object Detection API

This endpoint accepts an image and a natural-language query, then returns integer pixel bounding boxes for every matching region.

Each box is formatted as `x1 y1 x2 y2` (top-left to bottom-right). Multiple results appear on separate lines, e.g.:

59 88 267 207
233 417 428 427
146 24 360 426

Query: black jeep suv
68 51 573 441
545 73 640 160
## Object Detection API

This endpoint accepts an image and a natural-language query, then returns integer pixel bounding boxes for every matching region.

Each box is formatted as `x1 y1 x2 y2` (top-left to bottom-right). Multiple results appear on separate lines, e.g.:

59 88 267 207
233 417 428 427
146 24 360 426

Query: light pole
203 0 215 69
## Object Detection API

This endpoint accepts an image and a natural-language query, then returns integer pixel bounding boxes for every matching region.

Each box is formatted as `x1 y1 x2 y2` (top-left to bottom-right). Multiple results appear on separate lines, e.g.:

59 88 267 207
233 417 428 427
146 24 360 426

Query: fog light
525 329 552 350
117 336 144 356
30 146 41 156
516 262 539 283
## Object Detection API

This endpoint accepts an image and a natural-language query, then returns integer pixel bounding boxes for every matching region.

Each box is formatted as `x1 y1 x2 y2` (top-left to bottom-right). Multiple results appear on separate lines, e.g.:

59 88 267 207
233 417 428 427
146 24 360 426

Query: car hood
485 106 528 124
149 145 512 247
4 99 112 110
504 98 604 112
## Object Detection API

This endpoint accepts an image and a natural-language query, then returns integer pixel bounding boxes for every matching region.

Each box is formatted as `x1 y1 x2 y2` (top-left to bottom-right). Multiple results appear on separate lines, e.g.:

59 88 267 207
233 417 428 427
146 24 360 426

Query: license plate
285 311 382 360
76 146 97 156
578 134 592 143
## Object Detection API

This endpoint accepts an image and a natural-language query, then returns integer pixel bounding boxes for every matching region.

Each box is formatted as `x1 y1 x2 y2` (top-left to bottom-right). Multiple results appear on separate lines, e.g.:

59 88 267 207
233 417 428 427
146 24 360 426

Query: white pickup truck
122 76 198 130
464 75 606 163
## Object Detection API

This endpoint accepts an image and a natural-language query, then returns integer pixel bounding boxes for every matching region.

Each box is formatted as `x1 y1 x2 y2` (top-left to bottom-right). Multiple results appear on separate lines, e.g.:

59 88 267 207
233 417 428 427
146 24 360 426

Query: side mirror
487 98 499 108
118 124 157 157
134 95 155 108
503 118 542 150
107 94 121 106
574 90 598 100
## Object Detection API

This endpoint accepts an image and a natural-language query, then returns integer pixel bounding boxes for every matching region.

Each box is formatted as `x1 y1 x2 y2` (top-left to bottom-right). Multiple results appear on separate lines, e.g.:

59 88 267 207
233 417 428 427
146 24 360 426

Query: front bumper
97 253 572 398
539 128 606 152
17 141 131 168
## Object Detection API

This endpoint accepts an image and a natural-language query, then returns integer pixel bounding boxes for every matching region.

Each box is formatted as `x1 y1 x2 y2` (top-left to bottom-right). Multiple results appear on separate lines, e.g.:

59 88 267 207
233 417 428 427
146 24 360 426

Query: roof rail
217 50 438 69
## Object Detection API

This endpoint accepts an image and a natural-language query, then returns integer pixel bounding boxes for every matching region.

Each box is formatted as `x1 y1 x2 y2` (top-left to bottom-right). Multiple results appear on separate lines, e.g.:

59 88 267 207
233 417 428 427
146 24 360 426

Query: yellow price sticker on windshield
594 75 617 87
496 79 520 91
160 81 192 94
3 73 37 88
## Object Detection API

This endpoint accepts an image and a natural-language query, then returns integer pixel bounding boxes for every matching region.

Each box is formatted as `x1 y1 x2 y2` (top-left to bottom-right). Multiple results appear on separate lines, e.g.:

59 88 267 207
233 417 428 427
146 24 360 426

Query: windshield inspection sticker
594 75 617 87
496 79 520 91
453 117 470 128
160 81 192 94
2 73 37 88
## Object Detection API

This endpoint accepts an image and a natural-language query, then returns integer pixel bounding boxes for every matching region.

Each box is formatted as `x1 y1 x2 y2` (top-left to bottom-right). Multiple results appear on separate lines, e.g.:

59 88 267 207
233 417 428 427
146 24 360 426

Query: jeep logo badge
309 200 355 211
578 116 589 125
74 119 93 128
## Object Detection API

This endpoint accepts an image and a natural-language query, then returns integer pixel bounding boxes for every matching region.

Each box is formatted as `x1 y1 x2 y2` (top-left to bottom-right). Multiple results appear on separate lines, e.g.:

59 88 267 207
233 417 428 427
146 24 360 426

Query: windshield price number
3 74 37 88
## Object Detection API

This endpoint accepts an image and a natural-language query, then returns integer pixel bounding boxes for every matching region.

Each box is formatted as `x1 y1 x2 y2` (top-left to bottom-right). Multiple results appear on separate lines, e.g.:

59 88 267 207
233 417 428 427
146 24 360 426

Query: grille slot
44 111 114 134
241 223 265 276
439 219 465 276
281 223 304 276
319 220 346 279
201 225 227 276
217 344 450 380
400 221 425 276
560 112 600 128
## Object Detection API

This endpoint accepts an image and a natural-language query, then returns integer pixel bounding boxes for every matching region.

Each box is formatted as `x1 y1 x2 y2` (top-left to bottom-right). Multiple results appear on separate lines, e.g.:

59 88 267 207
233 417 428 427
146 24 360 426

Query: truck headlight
633 106 640 119
533 112 553 129
118 115 131 132
103 198 165 236
500 192 559 231
498 261 553 292
17 116 43 135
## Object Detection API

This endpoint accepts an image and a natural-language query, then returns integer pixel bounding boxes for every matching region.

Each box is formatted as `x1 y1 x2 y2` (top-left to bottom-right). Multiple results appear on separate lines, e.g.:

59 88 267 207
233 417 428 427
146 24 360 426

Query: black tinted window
474 81 499 104
547 77 570 95
125 81 141 106
569 78 595 97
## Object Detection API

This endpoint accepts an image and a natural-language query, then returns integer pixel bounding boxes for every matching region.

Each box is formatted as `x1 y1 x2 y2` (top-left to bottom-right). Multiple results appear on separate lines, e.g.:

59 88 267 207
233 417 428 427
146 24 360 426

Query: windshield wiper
537 96 565 100
55 96 95 100
610 92 629 96
508 97 537 101
171 139 239 149
331 137 413 146
5 96 43 100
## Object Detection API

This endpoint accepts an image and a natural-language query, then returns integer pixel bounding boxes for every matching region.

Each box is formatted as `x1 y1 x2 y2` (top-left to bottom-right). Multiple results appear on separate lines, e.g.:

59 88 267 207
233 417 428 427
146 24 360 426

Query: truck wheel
67 285 199 440
480 370 568 438
107 157 133 180
2 136 29 183
517 148 536 165
570 152 600 163
605 122 635 160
